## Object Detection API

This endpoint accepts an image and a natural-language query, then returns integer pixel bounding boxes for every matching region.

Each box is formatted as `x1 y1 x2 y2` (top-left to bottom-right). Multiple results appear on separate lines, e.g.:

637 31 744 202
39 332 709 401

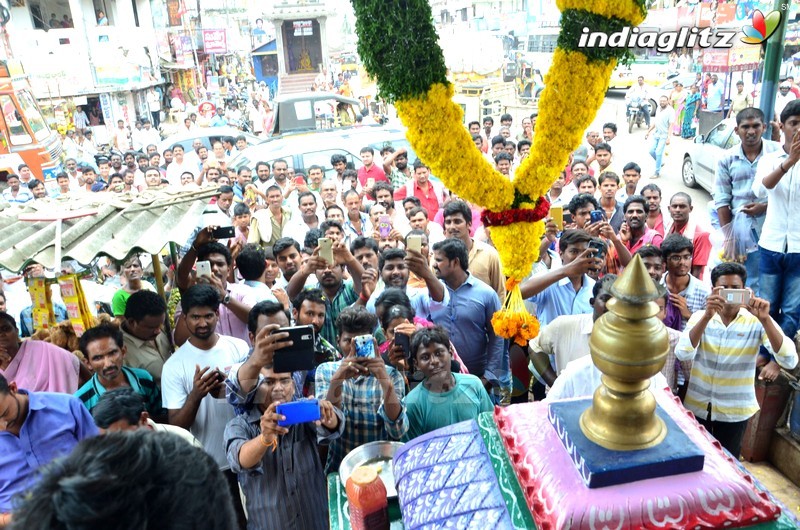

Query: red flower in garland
481 196 550 227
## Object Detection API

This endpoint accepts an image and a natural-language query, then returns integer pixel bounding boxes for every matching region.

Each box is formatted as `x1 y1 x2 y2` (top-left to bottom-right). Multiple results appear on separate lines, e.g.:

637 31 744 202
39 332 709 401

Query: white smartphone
318 237 334 265
720 288 751 306
406 234 422 253
196 260 212 278
354 334 375 358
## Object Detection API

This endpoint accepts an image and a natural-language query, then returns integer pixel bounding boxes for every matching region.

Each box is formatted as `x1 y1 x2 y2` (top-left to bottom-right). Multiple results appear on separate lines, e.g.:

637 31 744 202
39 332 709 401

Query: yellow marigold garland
396 84 515 213
352 0 647 347
513 49 617 200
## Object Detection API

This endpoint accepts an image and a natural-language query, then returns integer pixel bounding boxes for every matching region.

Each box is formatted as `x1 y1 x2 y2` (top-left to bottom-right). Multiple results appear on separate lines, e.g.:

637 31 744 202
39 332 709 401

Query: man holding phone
225 361 343 530
676 262 797 458
161 285 250 528
315 307 407 472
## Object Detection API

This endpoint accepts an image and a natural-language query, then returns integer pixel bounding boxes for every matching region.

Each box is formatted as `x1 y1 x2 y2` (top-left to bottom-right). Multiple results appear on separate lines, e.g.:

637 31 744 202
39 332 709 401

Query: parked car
157 127 262 154
680 118 739 192
229 125 419 180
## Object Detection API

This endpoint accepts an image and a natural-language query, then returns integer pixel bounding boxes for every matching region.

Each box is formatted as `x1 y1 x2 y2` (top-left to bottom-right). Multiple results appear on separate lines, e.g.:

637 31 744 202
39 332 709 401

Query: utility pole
761 0 791 138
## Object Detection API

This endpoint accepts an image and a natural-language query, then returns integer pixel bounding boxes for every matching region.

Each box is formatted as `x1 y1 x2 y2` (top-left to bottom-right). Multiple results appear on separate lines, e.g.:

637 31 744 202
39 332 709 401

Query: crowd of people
1 96 800 528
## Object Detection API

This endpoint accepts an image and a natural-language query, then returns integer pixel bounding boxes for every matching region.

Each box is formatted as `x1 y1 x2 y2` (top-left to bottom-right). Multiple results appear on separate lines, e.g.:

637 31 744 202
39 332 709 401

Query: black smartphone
212 225 236 239
563 212 573 226
589 210 605 224
588 240 606 260
395 332 411 359
214 369 226 383
272 325 316 373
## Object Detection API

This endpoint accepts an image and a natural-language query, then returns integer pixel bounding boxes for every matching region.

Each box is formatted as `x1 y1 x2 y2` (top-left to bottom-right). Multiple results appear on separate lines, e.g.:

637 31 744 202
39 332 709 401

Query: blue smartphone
354 335 375 358
276 399 321 427
590 210 605 224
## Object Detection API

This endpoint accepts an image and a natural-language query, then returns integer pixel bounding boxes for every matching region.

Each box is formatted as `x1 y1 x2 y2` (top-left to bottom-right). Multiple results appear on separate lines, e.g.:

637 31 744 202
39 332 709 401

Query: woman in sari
670 81 687 135
682 84 702 139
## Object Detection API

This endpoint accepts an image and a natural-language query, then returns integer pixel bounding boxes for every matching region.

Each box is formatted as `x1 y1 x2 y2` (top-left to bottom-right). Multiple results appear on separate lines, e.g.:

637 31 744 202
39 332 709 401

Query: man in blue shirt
706 74 725 112
0 373 97 524
715 107 781 293
520 229 602 326
428 238 507 393
1 174 33 204
210 106 228 127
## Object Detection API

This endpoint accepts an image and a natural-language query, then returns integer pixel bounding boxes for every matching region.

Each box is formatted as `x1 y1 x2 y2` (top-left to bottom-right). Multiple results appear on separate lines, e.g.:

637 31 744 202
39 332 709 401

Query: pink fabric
495 390 780 530
1 340 80 393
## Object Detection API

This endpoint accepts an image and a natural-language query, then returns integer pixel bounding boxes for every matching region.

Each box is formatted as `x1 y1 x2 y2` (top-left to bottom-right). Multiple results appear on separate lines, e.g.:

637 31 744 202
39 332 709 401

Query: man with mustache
162 284 250 529
75 325 165 420
715 107 779 293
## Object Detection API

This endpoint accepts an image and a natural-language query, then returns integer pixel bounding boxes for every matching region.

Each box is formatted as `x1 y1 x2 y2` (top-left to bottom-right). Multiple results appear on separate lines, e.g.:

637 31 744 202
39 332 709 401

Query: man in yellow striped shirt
676 262 797 458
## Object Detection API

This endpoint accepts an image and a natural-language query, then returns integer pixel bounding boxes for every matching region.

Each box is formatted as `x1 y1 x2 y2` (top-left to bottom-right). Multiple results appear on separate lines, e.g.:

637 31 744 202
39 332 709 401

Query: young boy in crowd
404 326 493 440
676 262 797 458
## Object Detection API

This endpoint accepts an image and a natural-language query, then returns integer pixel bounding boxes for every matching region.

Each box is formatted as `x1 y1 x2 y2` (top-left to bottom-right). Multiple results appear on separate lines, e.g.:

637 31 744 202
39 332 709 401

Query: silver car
647 73 698 116
681 118 739 192
229 125 418 179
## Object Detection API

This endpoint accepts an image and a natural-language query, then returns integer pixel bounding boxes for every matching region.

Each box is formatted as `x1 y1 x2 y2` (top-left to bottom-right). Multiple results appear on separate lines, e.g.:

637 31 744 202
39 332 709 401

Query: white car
229 125 419 180
680 118 739 192
646 73 699 116
157 127 262 154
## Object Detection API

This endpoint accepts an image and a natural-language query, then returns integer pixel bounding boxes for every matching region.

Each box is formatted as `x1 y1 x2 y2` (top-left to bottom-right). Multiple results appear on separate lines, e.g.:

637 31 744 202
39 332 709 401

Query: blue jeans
649 135 668 176
745 249 760 295
759 246 800 340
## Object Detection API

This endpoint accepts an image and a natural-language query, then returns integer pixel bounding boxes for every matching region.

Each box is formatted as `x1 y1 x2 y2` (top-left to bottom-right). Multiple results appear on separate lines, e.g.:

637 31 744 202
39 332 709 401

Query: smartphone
406 234 422 253
378 215 392 238
720 288 751 306
294 175 306 186
344 179 354 191
211 225 236 239
395 332 411 359
318 237 334 265
214 369 226 383
588 240 606 260
366 177 375 189
590 210 605 224
550 205 564 231
354 334 375 358
564 212 573 226
272 325 316 373
276 399 321 427
196 260 212 278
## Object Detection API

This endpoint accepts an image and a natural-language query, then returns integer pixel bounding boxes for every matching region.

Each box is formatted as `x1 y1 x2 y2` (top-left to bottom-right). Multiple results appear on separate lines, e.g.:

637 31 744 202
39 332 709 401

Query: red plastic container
345 466 389 530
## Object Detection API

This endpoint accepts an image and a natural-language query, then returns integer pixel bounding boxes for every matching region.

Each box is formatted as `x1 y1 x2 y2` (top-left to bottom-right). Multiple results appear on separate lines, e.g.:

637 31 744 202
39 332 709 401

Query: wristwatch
221 292 231 305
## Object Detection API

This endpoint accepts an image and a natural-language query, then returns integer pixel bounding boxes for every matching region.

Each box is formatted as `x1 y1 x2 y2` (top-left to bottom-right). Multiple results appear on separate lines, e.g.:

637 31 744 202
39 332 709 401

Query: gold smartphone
550 205 564 231
318 237 334 265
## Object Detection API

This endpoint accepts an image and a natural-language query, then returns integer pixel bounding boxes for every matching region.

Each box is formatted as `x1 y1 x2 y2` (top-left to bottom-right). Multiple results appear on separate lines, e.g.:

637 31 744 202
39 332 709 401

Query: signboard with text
293 20 313 36
203 29 228 54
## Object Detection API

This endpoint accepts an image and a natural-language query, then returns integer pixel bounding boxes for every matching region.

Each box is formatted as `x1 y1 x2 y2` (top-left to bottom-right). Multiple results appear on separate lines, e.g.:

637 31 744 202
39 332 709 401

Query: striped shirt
315 360 408 473
312 281 358 346
74 366 164 415
715 140 780 238
224 406 344 530
676 308 798 422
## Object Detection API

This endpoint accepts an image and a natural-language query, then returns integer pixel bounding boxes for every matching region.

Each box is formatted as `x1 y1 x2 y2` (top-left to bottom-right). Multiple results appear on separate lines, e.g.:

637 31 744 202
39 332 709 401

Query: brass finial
579 254 670 451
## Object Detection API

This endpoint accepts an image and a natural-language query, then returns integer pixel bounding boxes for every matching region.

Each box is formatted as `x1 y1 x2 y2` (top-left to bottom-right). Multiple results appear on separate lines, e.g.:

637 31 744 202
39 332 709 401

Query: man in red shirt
667 192 711 279
393 161 444 221
356 146 388 189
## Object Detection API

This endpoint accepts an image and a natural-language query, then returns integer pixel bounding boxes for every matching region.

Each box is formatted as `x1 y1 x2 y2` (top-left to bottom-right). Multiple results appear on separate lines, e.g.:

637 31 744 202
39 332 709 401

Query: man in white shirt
139 119 161 149
161 284 249 527
752 98 800 347
645 96 676 179
775 83 797 121
114 120 131 151
625 76 651 127
165 144 197 187
73 106 89 131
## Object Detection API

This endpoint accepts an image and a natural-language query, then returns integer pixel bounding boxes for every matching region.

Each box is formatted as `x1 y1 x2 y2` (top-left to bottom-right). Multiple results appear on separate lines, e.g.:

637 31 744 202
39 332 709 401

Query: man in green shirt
404 326 493 440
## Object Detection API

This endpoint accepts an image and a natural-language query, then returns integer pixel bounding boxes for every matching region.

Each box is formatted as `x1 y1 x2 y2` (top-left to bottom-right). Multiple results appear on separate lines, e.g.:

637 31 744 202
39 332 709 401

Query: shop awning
160 59 195 70
0 187 218 272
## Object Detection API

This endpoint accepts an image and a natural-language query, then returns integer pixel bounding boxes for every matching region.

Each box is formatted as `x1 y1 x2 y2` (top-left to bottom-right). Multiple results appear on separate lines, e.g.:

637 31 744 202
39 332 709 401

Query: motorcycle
626 97 648 133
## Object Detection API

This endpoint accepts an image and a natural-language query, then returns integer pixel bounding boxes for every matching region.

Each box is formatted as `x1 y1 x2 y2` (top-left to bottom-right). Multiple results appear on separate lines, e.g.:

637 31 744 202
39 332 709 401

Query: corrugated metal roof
0 187 219 273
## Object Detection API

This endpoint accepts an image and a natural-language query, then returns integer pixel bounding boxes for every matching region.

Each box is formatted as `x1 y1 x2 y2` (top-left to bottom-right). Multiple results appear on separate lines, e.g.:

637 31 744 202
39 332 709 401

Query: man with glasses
661 234 709 331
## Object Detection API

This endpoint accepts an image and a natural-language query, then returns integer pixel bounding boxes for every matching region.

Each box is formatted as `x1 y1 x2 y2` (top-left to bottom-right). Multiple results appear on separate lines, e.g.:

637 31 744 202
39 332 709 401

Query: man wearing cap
787 53 800 81
775 81 797 120
727 81 753 119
